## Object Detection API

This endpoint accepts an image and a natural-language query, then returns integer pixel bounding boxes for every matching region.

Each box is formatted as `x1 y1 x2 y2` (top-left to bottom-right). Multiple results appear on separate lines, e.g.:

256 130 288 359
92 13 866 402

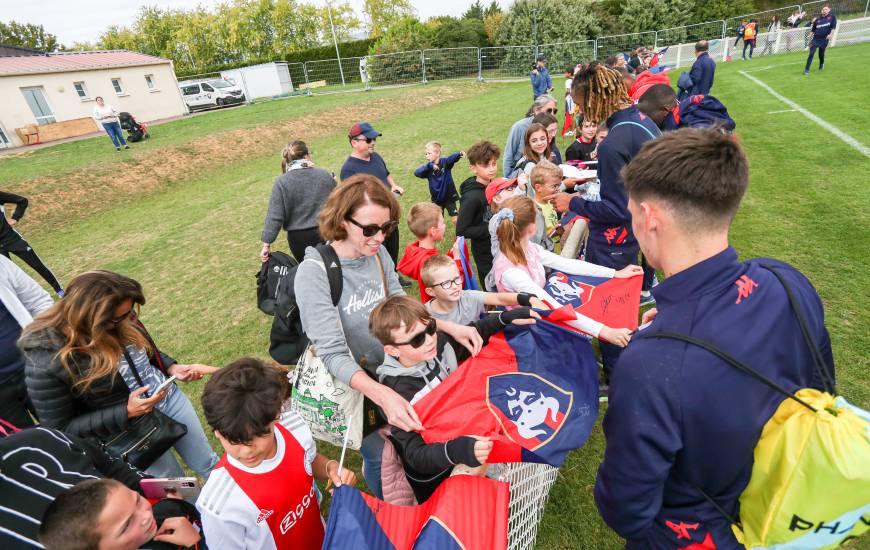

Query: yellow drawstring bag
646 266 870 549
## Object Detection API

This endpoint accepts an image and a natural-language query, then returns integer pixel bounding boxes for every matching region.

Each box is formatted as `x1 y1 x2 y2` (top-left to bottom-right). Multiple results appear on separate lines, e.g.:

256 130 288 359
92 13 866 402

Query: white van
178 79 245 110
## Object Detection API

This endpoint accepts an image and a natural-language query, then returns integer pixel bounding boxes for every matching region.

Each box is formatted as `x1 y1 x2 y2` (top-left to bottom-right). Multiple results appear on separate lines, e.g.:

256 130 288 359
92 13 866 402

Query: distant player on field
804 4 837 75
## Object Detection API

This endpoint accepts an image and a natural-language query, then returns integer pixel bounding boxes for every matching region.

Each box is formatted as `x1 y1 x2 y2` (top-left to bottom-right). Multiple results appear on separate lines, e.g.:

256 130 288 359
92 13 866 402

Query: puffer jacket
18 326 176 440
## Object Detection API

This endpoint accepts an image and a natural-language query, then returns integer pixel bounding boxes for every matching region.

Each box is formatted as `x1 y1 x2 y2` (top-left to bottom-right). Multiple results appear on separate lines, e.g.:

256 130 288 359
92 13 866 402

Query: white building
220 62 293 101
0 50 188 148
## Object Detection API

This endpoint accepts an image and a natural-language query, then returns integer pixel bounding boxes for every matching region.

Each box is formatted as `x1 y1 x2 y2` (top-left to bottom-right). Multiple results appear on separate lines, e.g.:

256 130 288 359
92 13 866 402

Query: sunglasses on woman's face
545 108 559 115
392 320 437 348
347 217 399 238
111 307 136 325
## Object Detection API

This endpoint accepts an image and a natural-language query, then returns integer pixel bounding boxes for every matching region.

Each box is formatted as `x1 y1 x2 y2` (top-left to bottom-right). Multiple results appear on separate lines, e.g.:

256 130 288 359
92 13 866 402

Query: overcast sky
3 0 507 46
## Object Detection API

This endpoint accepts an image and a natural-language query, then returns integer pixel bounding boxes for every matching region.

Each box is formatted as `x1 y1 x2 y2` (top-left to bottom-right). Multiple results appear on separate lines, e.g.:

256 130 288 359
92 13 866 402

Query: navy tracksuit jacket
688 52 716 96
568 106 661 270
595 247 835 549
811 14 837 46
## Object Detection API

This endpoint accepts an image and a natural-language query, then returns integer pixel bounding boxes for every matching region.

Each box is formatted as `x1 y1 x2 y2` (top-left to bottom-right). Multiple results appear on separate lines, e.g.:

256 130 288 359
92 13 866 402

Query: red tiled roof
0 50 171 76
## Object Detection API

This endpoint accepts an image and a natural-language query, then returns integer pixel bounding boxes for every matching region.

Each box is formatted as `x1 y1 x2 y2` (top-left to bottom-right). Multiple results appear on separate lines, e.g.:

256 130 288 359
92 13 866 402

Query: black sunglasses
392 320 437 348
545 108 559 115
353 136 376 144
347 217 398 238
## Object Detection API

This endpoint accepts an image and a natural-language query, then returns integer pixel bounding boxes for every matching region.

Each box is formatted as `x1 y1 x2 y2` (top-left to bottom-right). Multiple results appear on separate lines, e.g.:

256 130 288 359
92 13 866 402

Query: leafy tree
97 25 139 51
462 0 484 20
0 21 60 51
483 0 502 18
483 12 504 45
316 2 362 43
496 0 600 46
618 0 693 34
692 0 756 23
370 16 434 53
363 0 415 37
433 17 489 48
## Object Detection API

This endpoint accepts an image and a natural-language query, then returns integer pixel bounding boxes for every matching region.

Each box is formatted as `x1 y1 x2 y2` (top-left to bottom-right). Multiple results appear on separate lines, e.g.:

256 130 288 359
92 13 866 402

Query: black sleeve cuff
498 307 533 326
445 436 481 467
516 292 533 307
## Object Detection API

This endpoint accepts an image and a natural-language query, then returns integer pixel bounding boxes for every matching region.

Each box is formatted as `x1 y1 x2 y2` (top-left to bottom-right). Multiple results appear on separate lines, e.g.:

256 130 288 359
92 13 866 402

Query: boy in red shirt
397 202 465 303
197 358 356 549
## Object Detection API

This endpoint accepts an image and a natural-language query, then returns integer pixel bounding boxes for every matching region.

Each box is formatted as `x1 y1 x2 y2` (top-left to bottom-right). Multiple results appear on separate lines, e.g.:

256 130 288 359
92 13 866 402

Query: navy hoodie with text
568 106 660 255
595 248 834 549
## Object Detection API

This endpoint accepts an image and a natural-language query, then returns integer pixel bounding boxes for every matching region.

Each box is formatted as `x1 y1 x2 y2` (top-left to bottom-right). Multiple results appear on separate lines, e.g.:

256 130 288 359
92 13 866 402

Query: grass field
2 43 868 549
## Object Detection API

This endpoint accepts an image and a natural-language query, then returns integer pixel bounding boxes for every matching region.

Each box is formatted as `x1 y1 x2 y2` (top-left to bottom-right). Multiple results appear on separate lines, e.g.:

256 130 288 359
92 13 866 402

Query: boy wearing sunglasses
369 296 536 503
422 254 546 325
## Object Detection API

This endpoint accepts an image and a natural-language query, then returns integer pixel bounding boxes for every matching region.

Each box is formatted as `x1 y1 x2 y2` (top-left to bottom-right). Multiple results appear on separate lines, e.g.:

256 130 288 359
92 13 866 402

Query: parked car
178 79 245 110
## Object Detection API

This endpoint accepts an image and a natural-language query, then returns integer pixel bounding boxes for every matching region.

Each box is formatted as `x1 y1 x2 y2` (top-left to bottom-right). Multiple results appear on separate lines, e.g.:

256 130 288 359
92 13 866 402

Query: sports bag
642 266 869 549
257 250 297 317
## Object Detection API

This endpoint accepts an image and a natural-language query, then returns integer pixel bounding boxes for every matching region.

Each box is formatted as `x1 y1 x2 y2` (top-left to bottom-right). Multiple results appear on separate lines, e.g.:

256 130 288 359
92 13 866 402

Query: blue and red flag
322 475 509 550
543 271 642 331
412 313 599 466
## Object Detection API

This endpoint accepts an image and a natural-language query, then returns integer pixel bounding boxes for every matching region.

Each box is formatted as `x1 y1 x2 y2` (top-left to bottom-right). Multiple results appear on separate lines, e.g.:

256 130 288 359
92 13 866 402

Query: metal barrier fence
177 1 870 95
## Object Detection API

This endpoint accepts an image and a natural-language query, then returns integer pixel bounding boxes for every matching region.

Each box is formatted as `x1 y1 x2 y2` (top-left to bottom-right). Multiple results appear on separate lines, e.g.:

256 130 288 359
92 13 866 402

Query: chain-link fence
423 47 481 82
176 1 870 96
596 31 657 60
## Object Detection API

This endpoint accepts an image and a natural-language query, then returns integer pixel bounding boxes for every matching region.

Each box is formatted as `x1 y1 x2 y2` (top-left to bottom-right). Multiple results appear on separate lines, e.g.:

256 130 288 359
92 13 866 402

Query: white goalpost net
489 463 560 550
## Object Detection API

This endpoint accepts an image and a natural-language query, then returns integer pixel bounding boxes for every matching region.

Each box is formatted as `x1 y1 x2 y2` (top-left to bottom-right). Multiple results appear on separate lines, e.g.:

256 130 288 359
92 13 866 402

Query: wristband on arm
516 292 534 307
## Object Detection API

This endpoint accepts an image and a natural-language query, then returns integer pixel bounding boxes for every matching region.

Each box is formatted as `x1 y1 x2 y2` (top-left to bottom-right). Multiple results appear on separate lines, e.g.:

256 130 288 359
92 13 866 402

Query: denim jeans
146 388 219 479
360 431 385 499
102 121 127 148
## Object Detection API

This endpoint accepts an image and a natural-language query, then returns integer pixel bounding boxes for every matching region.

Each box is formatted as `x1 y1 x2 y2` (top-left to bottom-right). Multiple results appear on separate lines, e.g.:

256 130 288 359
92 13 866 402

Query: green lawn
2 43 868 549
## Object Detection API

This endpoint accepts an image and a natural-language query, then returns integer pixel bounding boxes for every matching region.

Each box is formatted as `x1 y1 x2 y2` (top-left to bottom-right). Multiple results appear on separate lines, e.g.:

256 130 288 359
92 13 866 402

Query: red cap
486 177 518 204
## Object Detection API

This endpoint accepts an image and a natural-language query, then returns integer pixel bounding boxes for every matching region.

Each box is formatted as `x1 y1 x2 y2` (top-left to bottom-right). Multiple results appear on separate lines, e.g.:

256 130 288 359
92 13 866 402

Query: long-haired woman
20 270 219 478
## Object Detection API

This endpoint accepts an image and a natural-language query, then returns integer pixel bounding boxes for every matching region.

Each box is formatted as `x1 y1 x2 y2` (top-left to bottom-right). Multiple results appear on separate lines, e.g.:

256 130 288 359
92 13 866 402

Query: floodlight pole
532 9 540 58
326 0 346 86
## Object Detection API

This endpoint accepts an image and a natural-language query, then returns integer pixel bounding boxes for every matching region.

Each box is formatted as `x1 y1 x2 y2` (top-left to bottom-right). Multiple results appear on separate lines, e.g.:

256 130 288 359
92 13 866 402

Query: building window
20 86 56 125
111 78 124 95
145 74 157 90
73 81 89 99
0 125 10 148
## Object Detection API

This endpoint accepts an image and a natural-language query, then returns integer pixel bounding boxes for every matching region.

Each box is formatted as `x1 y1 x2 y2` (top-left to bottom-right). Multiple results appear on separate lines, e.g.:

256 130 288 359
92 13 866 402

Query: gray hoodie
295 245 403 384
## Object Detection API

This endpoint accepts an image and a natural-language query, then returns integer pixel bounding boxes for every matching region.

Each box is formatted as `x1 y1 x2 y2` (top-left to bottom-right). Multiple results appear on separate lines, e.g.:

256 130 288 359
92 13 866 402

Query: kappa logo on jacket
734 274 758 305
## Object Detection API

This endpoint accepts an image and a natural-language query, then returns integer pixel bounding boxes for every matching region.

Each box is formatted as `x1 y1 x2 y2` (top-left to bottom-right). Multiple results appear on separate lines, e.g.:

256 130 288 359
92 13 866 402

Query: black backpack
257 245 342 365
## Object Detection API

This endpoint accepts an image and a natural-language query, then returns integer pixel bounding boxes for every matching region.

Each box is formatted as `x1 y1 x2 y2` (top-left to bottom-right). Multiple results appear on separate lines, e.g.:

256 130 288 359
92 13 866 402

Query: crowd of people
0 7 844 547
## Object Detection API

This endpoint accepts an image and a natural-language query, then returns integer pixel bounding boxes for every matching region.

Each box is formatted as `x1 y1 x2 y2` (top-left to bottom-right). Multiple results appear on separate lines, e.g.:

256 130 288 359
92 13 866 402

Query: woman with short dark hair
260 140 336 261
20 270 219 478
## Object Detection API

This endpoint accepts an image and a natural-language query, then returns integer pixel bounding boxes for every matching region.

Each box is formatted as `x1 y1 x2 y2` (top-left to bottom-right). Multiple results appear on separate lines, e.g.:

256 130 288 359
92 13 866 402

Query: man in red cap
340 121 409 285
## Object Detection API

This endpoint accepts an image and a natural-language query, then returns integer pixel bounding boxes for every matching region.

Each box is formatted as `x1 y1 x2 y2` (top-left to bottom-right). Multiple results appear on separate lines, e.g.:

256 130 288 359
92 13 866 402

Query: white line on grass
768 109 797 114
739 70 870 159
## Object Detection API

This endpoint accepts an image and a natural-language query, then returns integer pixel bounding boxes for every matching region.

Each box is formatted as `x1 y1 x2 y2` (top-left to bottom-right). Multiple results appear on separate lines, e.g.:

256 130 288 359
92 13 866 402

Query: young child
565 118 599 162
485 177 522 290
369 295 536 503
561 66 576 137
197 358 357 548
456 140 500 286
529 161 562 252
422 254 545 325
491 195 643 346
397 202 462 303
413 142 464 225
511 123 552 189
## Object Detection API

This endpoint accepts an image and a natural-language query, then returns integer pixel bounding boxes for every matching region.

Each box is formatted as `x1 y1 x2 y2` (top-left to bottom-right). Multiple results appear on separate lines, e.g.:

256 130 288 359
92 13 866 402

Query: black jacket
378 309 532 503
0 191 28 245
19 326 176 440
0 427 145 548
456 177 493 280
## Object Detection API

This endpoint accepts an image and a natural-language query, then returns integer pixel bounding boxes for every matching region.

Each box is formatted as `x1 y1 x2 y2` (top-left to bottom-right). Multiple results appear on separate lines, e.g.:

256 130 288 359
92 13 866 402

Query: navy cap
348 122 381 139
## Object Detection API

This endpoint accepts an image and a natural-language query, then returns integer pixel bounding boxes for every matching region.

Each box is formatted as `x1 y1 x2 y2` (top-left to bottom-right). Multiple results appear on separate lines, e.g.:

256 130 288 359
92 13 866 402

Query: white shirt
92 104 118 124
196 411 319 550
500 245 614 337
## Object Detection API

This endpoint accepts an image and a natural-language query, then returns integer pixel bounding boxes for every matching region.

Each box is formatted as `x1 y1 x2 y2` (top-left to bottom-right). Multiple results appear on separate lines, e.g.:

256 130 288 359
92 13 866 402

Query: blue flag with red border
413 313 599 466
322 475 509 550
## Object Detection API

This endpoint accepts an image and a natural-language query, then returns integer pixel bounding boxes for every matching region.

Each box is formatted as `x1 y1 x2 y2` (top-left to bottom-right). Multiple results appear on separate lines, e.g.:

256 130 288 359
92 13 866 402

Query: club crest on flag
486 372 573 450
546 272 595 307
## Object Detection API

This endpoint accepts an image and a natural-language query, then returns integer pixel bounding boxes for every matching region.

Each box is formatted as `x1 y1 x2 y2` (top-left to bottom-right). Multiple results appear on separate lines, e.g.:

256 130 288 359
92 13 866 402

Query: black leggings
0 236 63 294
384 227 400 267
286 227 324 261
743 39 756 58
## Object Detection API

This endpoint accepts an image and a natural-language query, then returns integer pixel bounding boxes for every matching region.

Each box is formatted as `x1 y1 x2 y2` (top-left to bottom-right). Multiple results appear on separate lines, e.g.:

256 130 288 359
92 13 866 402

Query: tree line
2 0 762 72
